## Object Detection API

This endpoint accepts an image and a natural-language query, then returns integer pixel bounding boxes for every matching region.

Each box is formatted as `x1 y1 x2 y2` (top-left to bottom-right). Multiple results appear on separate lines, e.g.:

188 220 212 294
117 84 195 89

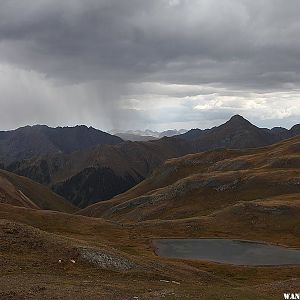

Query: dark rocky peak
271 127 288 133
176 128 204 141
223 115 255 129
290 124 300 136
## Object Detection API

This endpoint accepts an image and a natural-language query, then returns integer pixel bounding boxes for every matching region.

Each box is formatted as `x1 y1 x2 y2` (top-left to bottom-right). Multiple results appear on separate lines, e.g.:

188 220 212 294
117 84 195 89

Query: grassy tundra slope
1 203 300 299
80 135 300 222
0 169 75 213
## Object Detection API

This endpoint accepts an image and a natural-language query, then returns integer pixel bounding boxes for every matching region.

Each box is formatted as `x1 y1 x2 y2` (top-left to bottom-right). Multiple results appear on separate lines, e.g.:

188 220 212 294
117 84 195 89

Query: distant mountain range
111 133 158 142
180 115 300 151
110 129 188 141
1 115 300 208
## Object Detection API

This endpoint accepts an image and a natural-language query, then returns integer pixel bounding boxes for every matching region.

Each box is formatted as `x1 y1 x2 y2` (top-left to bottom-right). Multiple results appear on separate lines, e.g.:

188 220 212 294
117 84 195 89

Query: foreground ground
1 202 300 299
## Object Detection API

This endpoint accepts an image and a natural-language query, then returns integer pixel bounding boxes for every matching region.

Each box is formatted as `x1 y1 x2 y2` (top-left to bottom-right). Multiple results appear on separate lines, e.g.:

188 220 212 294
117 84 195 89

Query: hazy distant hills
2 115 300 208
0 125 123 166
111 129 188 141
112 133 158 142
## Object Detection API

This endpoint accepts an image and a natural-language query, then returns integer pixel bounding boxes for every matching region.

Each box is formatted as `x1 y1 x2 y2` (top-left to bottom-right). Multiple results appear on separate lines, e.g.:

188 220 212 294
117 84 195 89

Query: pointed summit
229 114 246 121
224 115 254 129
229 114 249 123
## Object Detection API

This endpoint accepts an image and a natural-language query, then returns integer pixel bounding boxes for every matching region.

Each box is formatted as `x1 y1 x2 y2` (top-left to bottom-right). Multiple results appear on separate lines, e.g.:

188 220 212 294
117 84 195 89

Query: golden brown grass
80 136 300 223
1 192 300 299
0 169 76 212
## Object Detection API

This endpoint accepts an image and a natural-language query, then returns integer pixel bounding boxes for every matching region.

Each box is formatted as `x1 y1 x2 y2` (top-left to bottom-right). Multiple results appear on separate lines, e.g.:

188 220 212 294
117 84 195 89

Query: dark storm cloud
0 0 299 88
0 0 299 130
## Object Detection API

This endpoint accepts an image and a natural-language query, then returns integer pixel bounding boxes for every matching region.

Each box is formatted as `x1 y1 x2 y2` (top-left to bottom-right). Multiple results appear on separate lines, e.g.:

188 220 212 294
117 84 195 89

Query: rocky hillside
5 116 300 208
79 135 300 222
0 169 76 212
7 137 191 207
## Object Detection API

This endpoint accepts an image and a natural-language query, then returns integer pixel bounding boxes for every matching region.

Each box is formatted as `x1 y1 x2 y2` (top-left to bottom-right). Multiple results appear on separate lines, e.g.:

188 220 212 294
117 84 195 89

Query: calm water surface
153 239 300 266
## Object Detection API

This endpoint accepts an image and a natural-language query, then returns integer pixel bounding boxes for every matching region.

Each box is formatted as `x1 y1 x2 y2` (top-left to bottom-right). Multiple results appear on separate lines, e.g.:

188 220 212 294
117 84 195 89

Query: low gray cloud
0 0 299 130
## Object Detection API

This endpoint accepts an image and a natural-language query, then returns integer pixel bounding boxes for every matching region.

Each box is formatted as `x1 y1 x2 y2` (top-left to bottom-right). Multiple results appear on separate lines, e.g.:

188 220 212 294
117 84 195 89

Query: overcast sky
0 0 299 131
